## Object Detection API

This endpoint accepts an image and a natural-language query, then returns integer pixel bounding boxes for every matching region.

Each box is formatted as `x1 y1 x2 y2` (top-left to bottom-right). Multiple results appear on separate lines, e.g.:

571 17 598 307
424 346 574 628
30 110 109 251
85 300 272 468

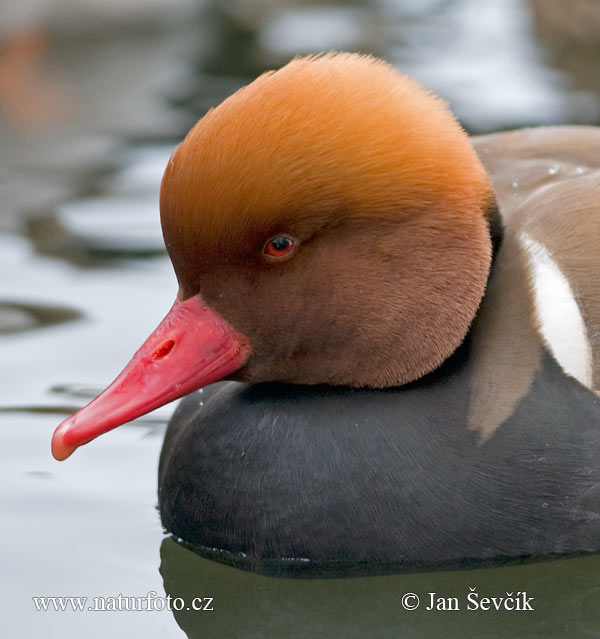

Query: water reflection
161 538 600 638
0 300 81 334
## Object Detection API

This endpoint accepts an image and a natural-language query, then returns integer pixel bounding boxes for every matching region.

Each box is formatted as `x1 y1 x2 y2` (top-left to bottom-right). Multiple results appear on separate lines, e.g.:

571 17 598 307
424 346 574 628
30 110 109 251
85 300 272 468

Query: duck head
52 52 494 461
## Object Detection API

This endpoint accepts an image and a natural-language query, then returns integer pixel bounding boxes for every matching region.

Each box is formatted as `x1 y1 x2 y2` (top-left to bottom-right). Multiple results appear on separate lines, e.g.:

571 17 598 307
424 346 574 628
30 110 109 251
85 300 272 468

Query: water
2 1 600 637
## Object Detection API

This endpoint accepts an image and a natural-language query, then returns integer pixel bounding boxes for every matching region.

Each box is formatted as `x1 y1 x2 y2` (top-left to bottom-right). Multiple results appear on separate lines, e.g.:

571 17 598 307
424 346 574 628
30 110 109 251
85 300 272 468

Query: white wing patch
520 231 593 388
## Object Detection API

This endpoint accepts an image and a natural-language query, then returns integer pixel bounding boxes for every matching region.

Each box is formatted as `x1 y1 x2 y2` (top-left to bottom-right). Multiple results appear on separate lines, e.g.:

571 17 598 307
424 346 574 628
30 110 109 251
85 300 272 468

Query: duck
51 52 600 575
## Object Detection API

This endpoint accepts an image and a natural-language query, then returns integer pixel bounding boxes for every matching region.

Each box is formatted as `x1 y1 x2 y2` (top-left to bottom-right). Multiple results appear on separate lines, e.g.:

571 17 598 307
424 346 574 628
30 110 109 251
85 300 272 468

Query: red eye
263 235 295 259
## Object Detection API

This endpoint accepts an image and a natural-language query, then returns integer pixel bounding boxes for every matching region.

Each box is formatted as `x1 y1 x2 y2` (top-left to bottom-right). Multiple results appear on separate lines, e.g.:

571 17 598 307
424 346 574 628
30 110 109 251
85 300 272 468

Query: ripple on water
57 196 166 256
25 145 174 266
0 301 82 334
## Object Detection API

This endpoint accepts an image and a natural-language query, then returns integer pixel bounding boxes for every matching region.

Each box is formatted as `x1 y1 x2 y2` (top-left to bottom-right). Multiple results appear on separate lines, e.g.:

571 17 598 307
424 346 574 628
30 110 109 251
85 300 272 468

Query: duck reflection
160 537 600 639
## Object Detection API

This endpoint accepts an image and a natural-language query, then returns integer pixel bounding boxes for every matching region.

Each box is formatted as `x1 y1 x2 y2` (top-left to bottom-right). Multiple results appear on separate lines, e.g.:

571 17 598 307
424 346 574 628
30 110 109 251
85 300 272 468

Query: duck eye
263 235 295 259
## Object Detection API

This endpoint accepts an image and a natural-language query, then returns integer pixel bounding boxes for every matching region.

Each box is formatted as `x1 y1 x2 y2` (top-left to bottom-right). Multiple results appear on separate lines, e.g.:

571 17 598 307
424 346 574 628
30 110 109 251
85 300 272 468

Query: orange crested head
157 52 496 389
160 52 493 296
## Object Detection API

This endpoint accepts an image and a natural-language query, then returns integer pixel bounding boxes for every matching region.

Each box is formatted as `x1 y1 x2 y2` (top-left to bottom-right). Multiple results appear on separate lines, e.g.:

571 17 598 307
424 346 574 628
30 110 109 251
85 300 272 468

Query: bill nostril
153 339 175 360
